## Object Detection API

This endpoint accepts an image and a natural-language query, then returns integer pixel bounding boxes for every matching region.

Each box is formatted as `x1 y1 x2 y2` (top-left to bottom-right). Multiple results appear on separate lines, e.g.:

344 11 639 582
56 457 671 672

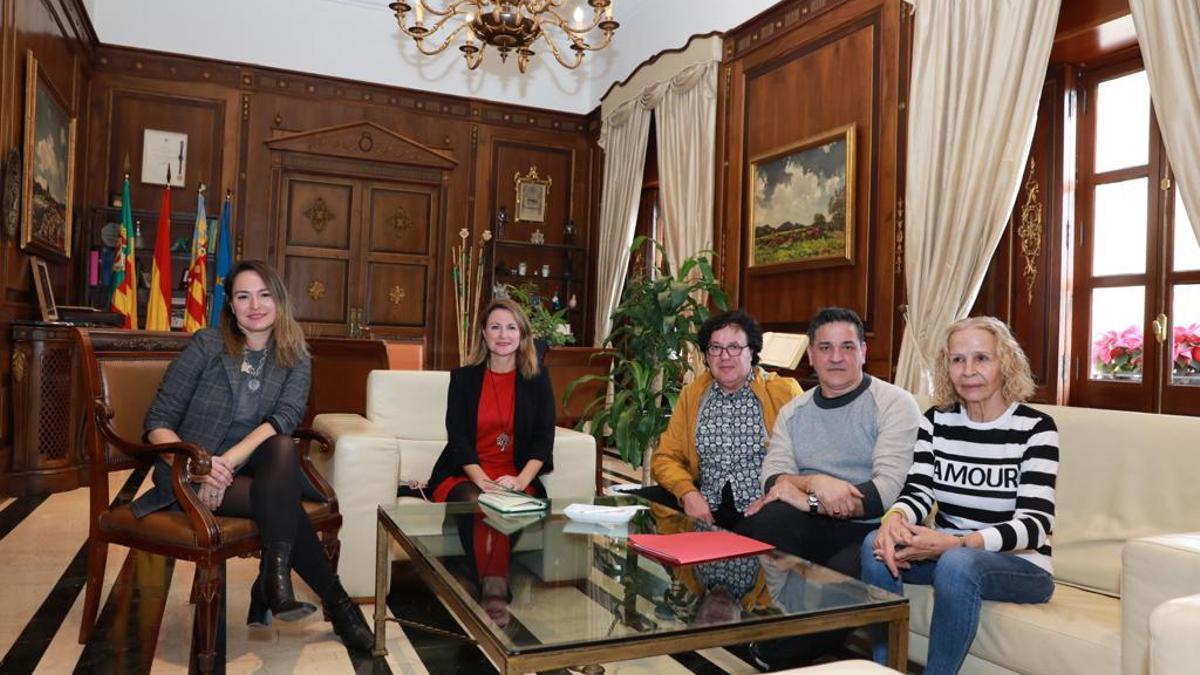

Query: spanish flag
144 181 173 332
109 177 138 328
183 187 209 333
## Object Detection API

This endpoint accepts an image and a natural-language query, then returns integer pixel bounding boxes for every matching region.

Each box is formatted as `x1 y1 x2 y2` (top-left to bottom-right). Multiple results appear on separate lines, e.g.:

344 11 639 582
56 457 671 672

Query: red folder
628 531 773 565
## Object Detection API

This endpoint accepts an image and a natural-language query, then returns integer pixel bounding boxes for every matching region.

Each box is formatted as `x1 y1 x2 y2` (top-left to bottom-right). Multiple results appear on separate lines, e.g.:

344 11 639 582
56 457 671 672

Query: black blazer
428 362 556 496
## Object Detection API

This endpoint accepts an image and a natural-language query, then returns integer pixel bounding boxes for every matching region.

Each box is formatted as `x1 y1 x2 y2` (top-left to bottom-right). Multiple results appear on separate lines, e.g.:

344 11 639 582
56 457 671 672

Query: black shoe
246 575 271 627
747 641 772 672
261 542 317 622
323 583 374 652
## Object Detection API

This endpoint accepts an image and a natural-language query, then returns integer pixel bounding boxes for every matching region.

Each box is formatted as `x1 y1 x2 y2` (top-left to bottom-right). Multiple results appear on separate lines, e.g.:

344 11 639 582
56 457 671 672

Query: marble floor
0 456 782 674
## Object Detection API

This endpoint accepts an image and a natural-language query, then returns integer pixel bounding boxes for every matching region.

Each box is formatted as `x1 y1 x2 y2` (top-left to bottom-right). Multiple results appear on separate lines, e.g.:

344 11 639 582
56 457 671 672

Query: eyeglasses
706 343 747 357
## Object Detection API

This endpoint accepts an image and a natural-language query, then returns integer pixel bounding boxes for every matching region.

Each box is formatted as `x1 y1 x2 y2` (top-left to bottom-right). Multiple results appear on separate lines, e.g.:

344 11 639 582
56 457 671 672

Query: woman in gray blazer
135 260 372 652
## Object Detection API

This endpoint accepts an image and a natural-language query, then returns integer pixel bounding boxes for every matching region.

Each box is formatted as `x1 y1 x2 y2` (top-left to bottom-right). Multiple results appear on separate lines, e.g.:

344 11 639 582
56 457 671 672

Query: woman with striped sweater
861 317 1059 674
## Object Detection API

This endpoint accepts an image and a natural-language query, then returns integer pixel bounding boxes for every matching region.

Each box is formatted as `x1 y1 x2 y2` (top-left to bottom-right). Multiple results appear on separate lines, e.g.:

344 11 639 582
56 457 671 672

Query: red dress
432 369 533 501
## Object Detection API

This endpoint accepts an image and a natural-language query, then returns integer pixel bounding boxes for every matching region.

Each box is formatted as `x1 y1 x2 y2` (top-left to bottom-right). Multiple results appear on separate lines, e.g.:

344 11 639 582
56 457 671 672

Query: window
1070 62 1200 414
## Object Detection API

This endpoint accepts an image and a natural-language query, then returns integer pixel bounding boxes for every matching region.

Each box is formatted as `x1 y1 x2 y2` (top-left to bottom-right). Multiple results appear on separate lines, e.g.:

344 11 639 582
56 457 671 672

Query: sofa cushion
366 370 450 440
906 582 1119 675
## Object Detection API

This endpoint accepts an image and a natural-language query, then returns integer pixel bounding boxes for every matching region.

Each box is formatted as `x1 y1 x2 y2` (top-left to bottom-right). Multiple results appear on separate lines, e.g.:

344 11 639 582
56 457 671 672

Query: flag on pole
183 186 209 333
109 177 138 328
208 193 233 327
145 173 173 332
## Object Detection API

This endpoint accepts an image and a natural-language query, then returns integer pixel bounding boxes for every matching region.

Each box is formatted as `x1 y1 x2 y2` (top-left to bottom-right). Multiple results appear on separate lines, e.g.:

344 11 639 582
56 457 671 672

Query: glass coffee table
374 496 908 673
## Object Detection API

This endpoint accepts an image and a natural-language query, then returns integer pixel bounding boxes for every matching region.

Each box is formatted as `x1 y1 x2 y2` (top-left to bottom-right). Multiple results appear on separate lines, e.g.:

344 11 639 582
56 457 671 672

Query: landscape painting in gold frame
748 124 854 271
21 49 76 260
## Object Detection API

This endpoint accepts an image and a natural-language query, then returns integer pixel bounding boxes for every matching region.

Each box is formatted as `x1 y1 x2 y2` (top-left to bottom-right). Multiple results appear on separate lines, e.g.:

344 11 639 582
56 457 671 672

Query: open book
759 332 809 370
478 490 547 514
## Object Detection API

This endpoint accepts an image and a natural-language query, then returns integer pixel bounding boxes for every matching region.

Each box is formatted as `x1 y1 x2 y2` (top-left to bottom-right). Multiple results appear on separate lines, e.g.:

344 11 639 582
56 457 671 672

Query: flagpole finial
225 189 232 200
166 165 172 186
198 182 206 195
124 173 129 181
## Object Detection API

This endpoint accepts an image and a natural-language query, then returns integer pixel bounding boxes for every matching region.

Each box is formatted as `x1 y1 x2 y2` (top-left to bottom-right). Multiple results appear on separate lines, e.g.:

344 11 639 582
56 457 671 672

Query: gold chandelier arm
407 21 476 56
538 5 605 35
538 30 585 69
413 0 474 18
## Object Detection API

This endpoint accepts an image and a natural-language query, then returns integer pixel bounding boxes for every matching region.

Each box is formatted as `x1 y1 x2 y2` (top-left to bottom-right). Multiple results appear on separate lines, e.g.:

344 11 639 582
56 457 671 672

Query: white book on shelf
759 332 809 370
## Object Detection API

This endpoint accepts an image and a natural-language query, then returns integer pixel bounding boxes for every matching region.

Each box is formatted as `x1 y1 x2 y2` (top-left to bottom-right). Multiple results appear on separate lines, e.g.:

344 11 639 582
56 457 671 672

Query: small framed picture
513 165 551 223
30 255 57 322
141 128 187 187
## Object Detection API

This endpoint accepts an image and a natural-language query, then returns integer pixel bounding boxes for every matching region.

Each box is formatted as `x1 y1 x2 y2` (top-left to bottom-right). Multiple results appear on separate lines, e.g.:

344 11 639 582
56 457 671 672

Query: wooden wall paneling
0 0 96 490
719 0 904 380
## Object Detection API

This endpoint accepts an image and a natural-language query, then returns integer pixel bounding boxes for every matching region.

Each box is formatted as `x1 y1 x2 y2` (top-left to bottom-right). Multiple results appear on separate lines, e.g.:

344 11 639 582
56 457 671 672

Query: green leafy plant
504 284 575 346
566 236 727 469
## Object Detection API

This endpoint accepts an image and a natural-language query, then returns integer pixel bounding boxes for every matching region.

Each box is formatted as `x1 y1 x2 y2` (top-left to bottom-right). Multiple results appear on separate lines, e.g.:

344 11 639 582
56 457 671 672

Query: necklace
487 369 513 452
240 348 268 392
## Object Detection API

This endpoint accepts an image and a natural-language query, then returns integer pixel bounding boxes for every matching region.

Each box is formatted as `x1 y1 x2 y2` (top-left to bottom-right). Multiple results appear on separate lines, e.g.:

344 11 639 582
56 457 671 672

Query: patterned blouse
695 373 768 512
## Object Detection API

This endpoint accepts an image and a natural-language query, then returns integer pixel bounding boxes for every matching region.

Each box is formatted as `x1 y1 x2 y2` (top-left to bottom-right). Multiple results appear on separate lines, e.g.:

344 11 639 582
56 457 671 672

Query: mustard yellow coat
650 367 802 502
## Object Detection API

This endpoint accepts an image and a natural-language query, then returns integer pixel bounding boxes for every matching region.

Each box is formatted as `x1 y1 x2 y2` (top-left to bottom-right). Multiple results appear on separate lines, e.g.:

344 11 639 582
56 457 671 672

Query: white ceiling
87 0 781 114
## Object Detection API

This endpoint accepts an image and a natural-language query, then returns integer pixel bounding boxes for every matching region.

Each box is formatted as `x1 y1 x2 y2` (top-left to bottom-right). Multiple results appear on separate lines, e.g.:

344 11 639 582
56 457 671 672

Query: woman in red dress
427 298 556 503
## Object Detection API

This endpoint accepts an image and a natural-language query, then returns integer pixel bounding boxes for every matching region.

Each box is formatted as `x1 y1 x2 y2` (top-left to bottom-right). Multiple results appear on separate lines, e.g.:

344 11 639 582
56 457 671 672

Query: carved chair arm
92 396 222 547
292 426 339 511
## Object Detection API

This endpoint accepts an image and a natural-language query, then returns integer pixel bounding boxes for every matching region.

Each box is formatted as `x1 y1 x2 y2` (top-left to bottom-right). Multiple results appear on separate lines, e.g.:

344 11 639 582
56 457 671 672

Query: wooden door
359 180 439 339
277 173 358 337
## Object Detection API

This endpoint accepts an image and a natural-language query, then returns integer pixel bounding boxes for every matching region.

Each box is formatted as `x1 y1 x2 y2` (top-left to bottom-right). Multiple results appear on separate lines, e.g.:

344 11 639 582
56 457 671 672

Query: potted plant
1173 322 1200 381
1091 325 1143 379
501 284 574 364
567 236 727 472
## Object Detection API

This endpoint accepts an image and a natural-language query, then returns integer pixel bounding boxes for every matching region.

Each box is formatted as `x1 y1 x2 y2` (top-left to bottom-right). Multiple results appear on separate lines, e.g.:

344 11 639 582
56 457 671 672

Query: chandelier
388 1 619 73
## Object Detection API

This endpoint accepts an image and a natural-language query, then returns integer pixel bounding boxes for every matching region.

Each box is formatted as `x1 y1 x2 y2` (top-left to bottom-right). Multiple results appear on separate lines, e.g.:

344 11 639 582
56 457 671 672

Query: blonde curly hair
930 316 1035 410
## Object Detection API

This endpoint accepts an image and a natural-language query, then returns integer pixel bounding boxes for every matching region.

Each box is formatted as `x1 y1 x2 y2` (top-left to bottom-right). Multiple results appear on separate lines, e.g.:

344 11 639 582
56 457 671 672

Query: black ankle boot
246 575 270 627
323 582 374 652
261 541 316 622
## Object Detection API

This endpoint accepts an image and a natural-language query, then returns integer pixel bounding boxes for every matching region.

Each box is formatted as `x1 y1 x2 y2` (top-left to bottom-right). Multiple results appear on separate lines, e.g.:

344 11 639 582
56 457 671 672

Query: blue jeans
860 529 1055 675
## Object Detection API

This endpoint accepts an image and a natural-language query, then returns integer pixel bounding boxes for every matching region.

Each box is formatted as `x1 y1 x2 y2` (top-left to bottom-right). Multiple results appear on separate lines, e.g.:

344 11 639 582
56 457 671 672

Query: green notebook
478 491 547 514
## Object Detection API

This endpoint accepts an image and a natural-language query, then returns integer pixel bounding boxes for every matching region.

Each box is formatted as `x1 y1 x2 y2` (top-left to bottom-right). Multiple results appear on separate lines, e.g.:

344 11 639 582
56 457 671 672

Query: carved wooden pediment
265 121 457 169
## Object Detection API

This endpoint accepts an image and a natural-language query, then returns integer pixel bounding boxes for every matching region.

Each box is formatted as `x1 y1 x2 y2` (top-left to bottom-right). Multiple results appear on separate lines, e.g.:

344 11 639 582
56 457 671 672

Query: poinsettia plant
1174 323 1200 376
1092 325 1143 375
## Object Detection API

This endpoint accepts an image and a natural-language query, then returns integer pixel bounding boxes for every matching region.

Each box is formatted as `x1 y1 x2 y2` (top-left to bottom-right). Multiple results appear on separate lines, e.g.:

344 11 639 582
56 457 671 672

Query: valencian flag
109 177 138 328
183 186 209 333
208 193 233 327
144 171 173 332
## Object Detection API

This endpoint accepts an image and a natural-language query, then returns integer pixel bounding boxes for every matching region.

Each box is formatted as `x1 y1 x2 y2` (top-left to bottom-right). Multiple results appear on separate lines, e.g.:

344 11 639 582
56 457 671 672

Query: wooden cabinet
488 236 588 339
265 122 457 342
3 322 88 496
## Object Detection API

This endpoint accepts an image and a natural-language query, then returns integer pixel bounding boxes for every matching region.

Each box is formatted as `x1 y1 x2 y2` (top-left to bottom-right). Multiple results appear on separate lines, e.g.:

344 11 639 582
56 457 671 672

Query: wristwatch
807 493 821 514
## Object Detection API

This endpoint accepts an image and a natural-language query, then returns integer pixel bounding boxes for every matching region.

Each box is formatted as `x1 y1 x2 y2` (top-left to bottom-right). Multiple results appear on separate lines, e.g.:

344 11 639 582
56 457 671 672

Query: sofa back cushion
366 370 450 440
1032 404 1200 595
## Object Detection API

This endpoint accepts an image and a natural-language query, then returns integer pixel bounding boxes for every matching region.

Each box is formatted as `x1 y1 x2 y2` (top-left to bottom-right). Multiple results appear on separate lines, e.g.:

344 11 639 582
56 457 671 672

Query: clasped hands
744 474 862 518
485 475 528 492
192 454 235 511
871 514 963 577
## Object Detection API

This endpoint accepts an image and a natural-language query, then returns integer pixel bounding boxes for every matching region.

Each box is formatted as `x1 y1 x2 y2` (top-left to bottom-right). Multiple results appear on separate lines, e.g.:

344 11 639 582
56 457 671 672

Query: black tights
213 435 336 599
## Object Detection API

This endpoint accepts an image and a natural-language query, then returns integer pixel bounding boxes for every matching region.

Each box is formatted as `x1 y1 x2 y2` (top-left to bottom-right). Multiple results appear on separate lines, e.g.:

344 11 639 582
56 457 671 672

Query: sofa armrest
1150 593 1200 675
311 413 403 598
1122 532 1200 675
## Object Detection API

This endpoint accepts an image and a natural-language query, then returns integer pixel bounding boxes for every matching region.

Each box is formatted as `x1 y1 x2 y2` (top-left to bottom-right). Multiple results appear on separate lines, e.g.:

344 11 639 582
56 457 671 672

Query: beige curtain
895 0 1060 397
1129 0 1200 246
649 61 718 274
594 99 652 345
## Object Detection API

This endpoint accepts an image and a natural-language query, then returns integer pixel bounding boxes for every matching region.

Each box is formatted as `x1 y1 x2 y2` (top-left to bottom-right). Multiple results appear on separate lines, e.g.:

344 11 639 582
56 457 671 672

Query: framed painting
21 50 76 260
514 165 552 223
747 124 855 271
30 256 58 322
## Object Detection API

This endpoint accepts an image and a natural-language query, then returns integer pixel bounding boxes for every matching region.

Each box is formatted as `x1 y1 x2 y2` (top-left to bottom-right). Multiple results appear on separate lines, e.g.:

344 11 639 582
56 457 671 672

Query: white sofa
900 404 1200 675
310 369 598 597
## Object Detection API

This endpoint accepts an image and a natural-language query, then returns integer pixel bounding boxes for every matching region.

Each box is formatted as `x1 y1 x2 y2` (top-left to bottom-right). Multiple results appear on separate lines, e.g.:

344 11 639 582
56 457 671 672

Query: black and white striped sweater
892 402 1059 573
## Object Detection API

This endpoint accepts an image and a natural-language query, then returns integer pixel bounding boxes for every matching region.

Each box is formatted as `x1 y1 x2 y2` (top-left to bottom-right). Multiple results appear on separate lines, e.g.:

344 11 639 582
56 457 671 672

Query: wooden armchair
73 328 342 674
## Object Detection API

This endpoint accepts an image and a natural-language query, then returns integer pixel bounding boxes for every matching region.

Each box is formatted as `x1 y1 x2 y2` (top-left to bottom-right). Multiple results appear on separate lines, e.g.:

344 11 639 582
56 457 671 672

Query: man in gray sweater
745 307 920 575
743 307 920 669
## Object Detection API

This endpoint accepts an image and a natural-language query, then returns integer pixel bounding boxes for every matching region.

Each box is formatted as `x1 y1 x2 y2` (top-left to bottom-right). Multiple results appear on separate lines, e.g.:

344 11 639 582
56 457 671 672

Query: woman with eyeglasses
637 309 801 531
